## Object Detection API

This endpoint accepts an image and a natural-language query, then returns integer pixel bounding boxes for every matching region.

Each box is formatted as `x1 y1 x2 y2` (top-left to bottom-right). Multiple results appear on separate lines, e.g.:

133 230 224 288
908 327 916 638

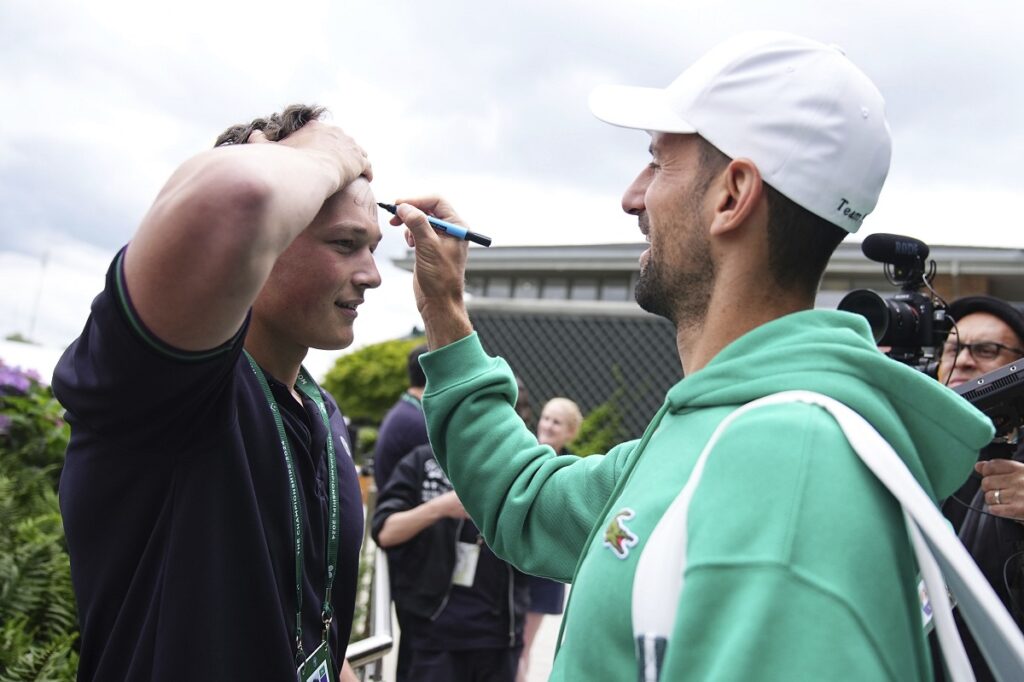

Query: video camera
838 233 950 375
955 360 1024 439
840 234 1024 440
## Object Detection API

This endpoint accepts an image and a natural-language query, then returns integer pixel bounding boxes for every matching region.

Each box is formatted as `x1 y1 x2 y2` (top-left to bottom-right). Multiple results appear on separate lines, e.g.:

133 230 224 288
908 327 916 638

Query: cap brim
588 84 698 134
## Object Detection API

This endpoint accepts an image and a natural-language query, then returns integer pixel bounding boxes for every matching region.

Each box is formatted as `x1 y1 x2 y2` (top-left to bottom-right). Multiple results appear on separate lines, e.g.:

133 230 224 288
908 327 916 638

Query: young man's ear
708 158 764 237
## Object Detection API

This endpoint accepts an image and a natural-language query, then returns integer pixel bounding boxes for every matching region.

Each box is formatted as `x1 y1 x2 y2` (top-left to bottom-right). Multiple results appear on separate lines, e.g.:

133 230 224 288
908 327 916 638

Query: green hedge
0 360 78 682
321 337 425 426
570 397 625 456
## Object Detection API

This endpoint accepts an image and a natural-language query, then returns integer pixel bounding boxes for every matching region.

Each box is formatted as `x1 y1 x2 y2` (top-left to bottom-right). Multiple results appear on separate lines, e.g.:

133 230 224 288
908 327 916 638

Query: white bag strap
632 390 1024 682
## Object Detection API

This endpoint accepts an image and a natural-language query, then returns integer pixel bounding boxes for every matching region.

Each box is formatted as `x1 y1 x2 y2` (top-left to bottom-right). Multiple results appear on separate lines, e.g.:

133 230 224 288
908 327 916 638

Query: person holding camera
53 106 377 681
387 32 994 680
937 294 1024 681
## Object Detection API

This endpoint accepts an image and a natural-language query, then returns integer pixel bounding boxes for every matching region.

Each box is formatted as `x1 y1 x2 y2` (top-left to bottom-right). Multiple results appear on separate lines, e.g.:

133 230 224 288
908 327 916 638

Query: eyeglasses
941 340 1024 362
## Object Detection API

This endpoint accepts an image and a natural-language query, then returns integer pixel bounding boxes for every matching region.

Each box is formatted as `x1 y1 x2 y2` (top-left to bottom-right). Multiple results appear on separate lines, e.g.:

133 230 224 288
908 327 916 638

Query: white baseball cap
589 31 891 233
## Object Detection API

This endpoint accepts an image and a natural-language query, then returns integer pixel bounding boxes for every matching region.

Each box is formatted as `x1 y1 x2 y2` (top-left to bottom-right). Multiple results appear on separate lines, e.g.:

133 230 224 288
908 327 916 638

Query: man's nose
622 168 650 216
355 255 382 290
955 345 978 369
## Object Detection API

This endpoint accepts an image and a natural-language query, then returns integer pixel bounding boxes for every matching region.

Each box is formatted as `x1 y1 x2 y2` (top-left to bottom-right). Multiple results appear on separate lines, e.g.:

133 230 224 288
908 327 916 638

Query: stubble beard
634 202 715 330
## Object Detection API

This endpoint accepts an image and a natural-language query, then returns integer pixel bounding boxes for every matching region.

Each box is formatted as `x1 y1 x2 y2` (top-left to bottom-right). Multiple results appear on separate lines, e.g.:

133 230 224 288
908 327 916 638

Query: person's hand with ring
979 458 1024 520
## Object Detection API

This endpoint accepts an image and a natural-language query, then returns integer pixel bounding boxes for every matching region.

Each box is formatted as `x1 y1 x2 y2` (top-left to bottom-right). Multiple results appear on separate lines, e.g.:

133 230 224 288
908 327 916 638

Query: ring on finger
995 489 1003 505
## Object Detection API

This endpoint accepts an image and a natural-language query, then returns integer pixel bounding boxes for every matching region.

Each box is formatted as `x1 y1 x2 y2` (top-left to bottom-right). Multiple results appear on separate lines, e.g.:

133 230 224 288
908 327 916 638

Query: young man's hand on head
276 120 373 187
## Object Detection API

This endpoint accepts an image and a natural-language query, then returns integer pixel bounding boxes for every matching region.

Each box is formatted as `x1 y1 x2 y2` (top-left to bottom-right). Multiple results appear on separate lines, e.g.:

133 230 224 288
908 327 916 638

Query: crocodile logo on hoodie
603 508 639 559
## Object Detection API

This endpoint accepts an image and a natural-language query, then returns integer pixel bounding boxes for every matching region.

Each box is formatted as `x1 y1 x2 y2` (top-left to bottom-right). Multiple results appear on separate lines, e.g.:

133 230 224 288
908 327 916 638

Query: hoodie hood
666 309 994 499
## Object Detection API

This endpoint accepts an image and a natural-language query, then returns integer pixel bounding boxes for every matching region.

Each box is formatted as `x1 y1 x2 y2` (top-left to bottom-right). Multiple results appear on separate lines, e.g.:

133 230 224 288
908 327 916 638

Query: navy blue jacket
54 250 364 681
373 394 428 492
372 445 528 651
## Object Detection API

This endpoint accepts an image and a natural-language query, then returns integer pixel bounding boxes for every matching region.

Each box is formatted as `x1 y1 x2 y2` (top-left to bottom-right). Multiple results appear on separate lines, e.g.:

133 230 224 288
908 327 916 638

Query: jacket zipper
430 518 465 621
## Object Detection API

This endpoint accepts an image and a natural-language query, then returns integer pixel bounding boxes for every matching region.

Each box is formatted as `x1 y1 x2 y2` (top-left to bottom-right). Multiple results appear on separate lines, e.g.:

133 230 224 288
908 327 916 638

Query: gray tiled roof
399 240 1024 443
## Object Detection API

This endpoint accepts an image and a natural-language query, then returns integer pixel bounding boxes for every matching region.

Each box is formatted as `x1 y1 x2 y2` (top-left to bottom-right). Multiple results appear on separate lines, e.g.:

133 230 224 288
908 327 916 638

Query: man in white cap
388 32 993 680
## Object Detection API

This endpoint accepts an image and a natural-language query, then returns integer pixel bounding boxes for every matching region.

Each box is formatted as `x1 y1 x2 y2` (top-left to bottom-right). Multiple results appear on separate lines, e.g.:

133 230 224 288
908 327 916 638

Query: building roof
395 240 1024 440
395 240 1024 305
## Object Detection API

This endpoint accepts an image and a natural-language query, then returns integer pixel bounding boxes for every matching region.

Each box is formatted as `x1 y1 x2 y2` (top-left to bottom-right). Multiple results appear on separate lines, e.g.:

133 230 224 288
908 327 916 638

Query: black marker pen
377 203 492 247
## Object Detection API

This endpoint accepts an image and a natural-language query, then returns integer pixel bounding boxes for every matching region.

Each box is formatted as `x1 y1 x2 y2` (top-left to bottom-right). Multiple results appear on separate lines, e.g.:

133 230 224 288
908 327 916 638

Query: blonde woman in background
518 397 583 682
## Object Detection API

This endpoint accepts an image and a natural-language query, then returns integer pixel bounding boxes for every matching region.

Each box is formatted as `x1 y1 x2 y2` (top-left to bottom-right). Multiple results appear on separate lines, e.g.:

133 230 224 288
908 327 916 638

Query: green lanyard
244 352 341 665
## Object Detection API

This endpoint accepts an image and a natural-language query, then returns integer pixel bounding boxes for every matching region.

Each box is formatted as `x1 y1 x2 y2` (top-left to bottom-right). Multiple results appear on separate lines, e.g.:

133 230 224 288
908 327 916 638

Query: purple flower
0 362 34 396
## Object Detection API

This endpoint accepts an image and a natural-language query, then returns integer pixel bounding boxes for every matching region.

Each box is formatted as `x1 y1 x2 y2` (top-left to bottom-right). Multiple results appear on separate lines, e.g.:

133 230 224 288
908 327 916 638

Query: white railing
347 483 393 681
346 546 392 680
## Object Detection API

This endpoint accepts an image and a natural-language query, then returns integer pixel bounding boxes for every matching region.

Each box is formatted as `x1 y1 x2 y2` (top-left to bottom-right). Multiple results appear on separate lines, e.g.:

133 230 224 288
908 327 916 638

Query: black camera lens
838 289 921 346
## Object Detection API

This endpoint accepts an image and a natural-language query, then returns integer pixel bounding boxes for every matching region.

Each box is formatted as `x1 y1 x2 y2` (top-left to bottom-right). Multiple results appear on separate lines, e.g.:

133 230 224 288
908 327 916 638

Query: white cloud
864 181 1023 249
0 237 109 347
1 0 1022 358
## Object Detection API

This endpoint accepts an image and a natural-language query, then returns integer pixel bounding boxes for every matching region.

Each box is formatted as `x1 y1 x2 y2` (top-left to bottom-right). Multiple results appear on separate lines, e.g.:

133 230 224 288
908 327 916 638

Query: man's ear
708 158 764 237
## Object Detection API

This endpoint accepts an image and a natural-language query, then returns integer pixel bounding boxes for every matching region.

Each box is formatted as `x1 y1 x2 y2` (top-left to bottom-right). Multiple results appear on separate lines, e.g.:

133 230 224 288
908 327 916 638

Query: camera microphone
839 232 946 372
862 233 929 266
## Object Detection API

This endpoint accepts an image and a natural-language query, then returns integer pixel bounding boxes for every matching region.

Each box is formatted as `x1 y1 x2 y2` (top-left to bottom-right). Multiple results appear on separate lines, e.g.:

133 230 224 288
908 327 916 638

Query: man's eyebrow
327 223 383 248
328 222 370 235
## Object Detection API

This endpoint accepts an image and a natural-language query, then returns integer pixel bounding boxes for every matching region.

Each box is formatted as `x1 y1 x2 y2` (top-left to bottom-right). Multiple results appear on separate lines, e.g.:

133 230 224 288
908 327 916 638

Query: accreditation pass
297 641 331 682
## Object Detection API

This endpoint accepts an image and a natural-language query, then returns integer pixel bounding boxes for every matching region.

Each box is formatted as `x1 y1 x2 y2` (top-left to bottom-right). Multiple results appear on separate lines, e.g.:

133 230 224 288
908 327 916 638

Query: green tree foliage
570 391 626 456
321 337 425 425
0 360 78 681
356 426 379 464
568 364 631 456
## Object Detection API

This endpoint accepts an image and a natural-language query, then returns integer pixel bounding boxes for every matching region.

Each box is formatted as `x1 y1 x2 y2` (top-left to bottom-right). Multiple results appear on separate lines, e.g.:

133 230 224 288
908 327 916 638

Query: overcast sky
2 0 1022 377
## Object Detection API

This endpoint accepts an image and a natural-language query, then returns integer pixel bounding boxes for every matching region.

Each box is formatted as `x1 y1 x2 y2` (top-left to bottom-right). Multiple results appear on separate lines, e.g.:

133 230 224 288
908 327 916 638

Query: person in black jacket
373 444 529 682
373 344 429 494
936 295 1024 681
54 105 374 682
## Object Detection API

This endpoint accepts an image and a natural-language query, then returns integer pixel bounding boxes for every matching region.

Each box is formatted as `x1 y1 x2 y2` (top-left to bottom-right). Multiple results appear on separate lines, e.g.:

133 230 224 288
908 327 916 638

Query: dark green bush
0 360 77 681
321 337 425 425
570 395 626 456
568 364 629 456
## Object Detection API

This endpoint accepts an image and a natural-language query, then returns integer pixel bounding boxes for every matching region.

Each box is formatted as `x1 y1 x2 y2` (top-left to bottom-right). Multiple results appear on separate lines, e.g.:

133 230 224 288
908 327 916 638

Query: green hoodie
420 310 994 681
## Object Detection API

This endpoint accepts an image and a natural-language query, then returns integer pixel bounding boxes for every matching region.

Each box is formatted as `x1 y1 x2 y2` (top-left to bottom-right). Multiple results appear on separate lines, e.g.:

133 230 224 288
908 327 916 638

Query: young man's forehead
339 179 376 217
346 179 375 208
318 180 377 225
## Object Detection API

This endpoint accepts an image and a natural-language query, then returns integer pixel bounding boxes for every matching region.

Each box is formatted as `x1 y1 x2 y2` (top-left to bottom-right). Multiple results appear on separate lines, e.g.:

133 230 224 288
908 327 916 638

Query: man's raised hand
386 196 474 349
